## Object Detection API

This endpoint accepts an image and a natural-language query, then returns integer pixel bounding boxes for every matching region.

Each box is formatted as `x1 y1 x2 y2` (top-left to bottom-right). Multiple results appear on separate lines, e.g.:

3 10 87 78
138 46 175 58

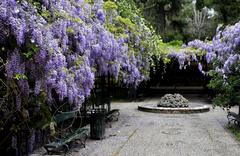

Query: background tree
204 0 240 24
140 0 183 41
185 1 217 40
138 0 240 42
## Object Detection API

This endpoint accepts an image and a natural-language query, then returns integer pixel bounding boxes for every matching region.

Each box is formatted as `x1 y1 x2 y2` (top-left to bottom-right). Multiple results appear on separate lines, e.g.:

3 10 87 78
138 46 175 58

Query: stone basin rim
138 104 210 114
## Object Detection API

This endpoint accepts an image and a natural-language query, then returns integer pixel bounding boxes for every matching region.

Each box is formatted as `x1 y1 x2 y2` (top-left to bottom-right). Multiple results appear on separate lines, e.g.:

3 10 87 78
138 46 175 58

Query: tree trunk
157 3 166 34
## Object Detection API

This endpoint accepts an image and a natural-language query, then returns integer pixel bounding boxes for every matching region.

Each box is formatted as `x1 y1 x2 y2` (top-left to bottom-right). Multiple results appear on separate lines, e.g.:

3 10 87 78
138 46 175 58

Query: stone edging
138 105 210 114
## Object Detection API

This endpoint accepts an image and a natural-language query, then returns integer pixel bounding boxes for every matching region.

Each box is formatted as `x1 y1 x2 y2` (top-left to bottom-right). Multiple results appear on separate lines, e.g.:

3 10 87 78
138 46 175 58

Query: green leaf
41 10 51 20
67 27 74 34
13 74 28 80
104 1 118 11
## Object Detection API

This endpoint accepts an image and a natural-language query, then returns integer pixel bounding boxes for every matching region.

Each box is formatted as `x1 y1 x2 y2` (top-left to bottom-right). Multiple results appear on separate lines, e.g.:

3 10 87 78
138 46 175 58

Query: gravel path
67 95 240 156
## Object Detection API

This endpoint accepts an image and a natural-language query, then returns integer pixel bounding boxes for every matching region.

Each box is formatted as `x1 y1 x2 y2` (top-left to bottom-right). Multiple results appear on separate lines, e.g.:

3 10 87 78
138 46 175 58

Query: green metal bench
44 111 88 154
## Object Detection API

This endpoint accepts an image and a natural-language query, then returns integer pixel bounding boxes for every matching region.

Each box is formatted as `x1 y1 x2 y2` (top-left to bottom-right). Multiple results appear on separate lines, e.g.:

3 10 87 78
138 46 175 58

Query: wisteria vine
187 22 240 76
0 0 152 110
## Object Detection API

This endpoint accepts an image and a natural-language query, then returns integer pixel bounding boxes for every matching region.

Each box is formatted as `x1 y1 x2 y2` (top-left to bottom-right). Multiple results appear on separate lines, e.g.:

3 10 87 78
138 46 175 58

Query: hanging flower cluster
167 51 198 70
103 0 152 87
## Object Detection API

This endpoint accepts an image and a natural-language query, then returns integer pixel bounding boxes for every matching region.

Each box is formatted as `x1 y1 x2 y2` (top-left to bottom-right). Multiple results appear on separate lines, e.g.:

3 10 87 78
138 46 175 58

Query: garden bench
44 111 88 154
227 111 240 126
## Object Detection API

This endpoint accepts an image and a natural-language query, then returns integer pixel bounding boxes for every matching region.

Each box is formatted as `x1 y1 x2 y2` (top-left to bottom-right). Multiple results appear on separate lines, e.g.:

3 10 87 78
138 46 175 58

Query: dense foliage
0 0 156 111
0 0 161 154
188 21 240 112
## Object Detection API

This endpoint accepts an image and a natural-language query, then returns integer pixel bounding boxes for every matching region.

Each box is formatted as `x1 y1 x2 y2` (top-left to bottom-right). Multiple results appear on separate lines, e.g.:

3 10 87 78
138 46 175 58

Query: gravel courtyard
67 95 240 156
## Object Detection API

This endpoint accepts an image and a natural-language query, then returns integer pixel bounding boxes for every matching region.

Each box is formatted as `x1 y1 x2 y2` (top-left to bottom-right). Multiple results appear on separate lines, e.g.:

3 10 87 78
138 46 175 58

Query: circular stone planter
138 104 210 114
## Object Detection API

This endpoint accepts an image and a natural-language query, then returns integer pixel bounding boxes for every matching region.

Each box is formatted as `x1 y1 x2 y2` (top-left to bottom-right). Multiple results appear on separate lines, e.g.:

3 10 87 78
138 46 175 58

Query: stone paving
67 95 240 156
33 95 240 156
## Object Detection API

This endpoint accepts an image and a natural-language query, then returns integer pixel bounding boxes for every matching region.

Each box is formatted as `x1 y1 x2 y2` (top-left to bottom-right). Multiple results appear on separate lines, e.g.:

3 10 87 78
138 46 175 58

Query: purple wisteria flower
96 9 106 23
